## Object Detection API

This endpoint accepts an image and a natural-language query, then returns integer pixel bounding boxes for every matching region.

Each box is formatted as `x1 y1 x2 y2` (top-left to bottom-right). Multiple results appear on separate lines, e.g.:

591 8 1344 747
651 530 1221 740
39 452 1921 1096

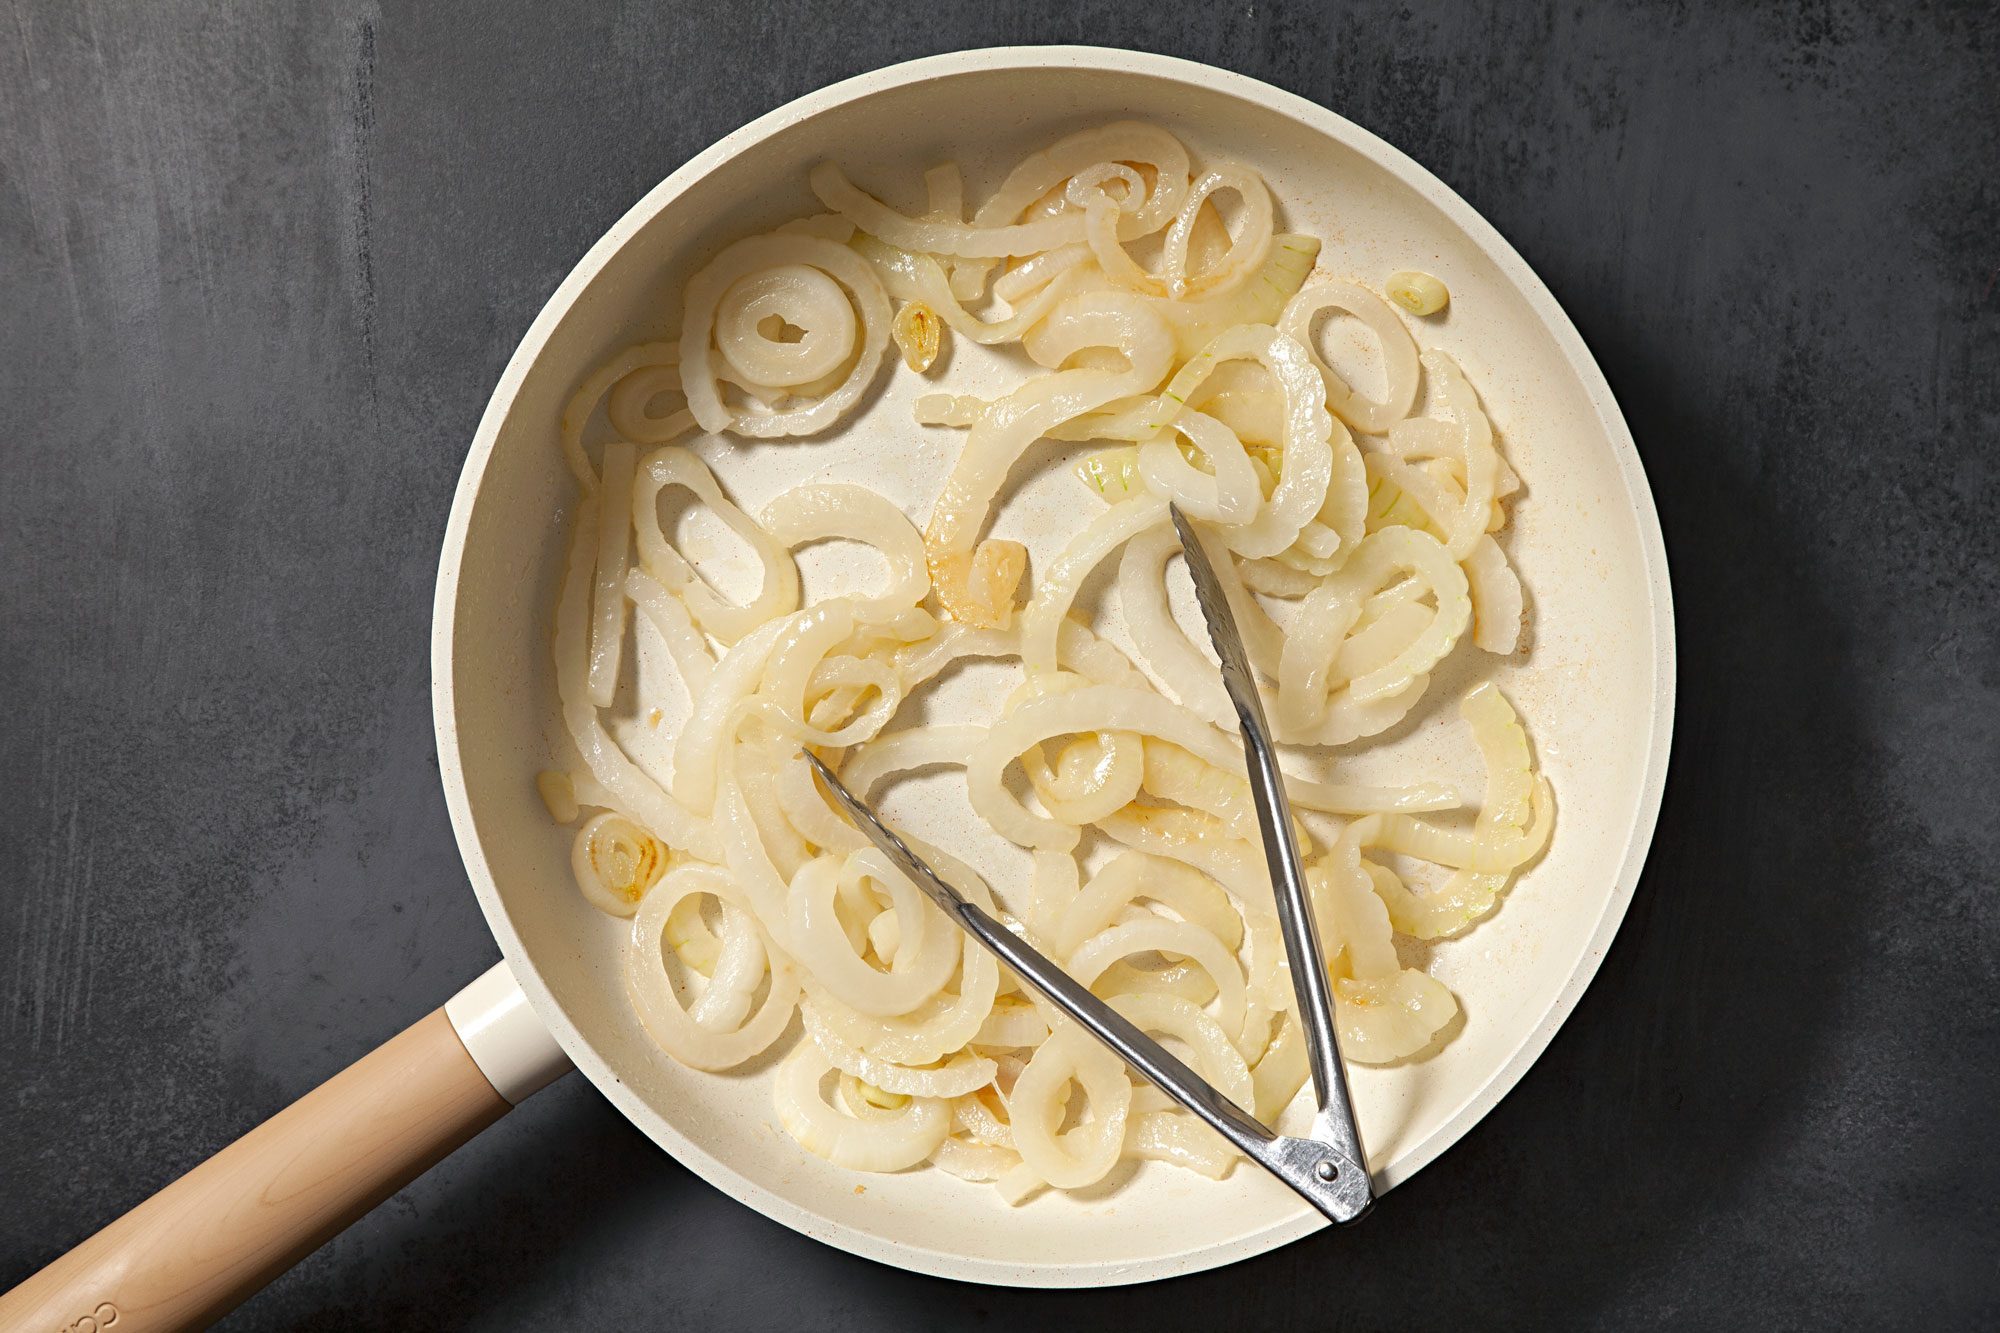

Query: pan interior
434 49 1672 1285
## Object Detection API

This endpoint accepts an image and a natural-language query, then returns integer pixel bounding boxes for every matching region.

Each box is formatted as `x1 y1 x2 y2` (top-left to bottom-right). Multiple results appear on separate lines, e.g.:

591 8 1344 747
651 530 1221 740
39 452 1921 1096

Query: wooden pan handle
0 965 568 1332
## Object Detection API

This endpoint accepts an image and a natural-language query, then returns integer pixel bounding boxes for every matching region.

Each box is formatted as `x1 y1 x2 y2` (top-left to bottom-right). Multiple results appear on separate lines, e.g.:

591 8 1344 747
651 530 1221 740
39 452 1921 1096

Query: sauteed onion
542 123 1550 1201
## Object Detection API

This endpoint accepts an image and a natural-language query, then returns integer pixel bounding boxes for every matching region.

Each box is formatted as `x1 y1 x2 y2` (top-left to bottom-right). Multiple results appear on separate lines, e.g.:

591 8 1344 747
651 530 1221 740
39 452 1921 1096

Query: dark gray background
3 2 1995 1328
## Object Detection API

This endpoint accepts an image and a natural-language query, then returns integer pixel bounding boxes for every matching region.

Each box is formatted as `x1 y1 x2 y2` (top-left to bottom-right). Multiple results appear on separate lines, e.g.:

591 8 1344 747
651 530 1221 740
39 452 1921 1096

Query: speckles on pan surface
1 1 1995 1330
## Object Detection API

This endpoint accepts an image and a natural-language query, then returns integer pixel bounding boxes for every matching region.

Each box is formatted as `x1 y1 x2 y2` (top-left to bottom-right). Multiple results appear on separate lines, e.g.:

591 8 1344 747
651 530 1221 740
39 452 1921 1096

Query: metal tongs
805 505 1372 1224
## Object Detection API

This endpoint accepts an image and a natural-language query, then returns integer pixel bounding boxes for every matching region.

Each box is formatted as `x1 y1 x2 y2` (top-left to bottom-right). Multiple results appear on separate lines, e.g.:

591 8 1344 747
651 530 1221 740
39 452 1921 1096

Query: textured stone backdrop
2 3 1995 1328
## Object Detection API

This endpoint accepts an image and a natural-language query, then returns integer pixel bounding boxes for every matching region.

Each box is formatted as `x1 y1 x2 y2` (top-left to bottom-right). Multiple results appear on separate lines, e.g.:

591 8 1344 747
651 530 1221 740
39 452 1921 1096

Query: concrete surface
2 2 1995 1328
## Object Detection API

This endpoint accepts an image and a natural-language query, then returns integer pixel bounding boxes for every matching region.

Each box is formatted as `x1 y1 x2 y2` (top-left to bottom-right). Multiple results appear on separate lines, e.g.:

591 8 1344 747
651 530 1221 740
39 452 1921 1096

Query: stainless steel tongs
805 505 1373 1224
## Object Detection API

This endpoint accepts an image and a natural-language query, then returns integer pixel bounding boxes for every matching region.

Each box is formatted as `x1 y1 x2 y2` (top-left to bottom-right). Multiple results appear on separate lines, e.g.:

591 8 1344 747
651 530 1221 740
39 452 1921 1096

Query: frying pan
0 46 1674 1328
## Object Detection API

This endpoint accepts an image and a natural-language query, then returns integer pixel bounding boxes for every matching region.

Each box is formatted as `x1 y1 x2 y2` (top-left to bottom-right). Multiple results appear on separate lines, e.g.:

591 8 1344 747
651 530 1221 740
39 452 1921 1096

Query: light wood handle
0 1007 511 1332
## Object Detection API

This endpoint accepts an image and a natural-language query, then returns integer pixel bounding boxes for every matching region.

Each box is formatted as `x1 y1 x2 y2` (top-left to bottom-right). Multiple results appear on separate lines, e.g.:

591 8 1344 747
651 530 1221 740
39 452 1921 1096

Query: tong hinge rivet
1314 1159 1338 1182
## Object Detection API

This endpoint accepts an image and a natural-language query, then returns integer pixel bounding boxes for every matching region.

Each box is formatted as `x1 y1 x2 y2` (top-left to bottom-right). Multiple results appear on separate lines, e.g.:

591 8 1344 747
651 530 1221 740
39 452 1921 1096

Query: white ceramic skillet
1 47 1673 1329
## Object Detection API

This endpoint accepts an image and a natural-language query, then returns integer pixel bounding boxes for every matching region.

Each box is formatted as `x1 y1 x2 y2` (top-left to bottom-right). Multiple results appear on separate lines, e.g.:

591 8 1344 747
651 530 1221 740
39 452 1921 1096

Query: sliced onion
1464 534 1524 654
1006 1026 1132 1188
1158 163 1274 301
1125 1110 1235 1179
1279 282 1420 435
773 1042 950 1171
553 505 720 861
572 811 667 917
559 341 688 492
680 232 890 438
1068 917 1249 1048
632 447 800 645
803 1005 997 1098
586 439 637 708
1151 325 1346 560
1019 493 1167 676
626 864 797 1070
926 292 1174 627
969 684 1242 851
788 848 960 1017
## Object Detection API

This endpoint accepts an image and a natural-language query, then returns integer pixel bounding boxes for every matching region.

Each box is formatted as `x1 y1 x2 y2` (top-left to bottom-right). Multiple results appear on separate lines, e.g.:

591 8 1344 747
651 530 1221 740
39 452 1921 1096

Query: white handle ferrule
445 961 572 1104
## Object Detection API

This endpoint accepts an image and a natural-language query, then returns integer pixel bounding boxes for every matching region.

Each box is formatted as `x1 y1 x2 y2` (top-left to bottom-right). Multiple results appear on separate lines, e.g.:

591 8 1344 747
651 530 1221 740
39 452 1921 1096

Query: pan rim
431 43 1676 1286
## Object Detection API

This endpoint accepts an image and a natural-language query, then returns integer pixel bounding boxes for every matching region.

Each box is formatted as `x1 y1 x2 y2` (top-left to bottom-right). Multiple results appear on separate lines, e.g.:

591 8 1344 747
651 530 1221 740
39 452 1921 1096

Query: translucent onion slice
586 439 637 708
925 292 1174 627
1237 555 1319 597
625 567 715 697
731 732 812 883
746 602 904 749
969 684 1242 851
1118 526 1231 723
1313 833 1458 1063
680 232 890 438
632 447 800 645
974 997 1051 1050
553 505 720 862
813 122 1190 259
1279 282 1421 435
572 811 667 917
1149 325 1346 560
931 1136 1022 1182
1107 992 1252 1118
1275 526 1469 740
1137 409 1261 524
1370 352 1501 559
1006 1026 1133 1189
1411 350 1501 558
1141 737 1458 826
1097 804 1271 910
607 354 695 445
1055 851 1243 957
802 842 1002 1065
559 341 687 492
537 770 580 824
773 1042 951 1172
712 748 802 934
787 848 960 1017
840 724 988 798
1464 534 1524 653
1073 159 1266 304
804 940 1000 1069
802 1005 998 1099
994 242 1091 302
1370 775 1554 874
952 1085 1017 1148
626 864 797 1070
814 161 1088 258
1021 723 1145 826
1126 1110 1235 1179
717 265 857 386
1019 493 1168 676
892 621 1018 692
671 616 790 814
978 123 1190 240
995 1161 1047 1205
1068 917 1249 1049
1251 1013 1311 1123
1158 163 1274 301
664 893 720 972
1334 970 1459 1064
1026 850 1080 946
690 900 771 1032
854 235 1089 346
1149 235 1320 362
759 483 929 623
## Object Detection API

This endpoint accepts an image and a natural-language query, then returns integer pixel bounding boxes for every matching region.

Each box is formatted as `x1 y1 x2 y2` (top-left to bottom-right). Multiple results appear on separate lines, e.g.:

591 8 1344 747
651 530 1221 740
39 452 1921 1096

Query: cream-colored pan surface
433 46 1675 1286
